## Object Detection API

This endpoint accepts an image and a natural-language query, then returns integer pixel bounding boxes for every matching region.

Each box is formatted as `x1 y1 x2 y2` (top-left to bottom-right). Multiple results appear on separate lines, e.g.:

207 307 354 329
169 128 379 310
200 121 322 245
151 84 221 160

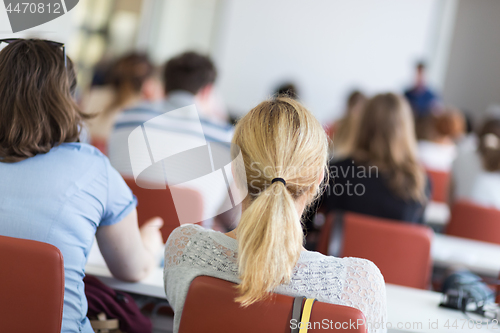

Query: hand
139 217 164 262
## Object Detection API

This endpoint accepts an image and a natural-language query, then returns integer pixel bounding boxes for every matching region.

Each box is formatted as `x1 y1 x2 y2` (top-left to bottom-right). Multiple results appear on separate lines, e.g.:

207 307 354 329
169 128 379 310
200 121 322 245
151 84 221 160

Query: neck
225 194 307 239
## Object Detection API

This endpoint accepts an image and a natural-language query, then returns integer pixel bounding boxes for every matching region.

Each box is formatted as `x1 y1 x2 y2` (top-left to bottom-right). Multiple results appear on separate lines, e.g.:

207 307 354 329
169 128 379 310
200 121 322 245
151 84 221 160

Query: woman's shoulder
299 251 384 279
167 224 206 240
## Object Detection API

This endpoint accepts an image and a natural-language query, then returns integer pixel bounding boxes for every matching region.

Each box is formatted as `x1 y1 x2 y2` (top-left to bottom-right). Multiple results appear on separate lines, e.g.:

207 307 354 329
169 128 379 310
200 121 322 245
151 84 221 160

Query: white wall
442 0 500 124
213 0 441 123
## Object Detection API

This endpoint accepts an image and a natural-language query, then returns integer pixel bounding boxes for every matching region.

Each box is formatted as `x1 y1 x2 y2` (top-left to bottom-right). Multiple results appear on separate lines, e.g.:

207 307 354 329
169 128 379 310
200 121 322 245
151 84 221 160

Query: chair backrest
124 178 203 242
179 276 366 333
446 200 500 244
0 235 65 333
426 169 450 203
342 213 433 289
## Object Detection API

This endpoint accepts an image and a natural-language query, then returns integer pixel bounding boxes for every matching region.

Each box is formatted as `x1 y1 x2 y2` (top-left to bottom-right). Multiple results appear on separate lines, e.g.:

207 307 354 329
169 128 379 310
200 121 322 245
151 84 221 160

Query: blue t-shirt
0 143 137 333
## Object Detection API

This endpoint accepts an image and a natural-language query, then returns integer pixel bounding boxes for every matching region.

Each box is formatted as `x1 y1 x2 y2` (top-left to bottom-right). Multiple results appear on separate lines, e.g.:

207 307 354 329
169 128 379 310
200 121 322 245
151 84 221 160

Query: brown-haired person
0 39 163 333
329 90 367 160
82 53 162 150
322 93 431 223
108 51 233 229
468 119 500 209
417 109 465 172
164 97 387 333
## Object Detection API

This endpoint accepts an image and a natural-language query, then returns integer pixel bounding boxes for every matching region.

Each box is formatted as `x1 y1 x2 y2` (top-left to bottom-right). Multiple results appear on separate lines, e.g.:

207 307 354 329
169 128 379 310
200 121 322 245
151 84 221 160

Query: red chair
0 235 65 333
446 200 500 245
124 178 204 242
317 212 433 289
179 276 367 333
426 169 451 203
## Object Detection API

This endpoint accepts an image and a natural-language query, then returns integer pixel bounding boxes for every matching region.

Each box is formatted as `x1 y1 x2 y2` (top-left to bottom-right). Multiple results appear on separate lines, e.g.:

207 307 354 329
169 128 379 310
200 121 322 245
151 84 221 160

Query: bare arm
95 209 163 282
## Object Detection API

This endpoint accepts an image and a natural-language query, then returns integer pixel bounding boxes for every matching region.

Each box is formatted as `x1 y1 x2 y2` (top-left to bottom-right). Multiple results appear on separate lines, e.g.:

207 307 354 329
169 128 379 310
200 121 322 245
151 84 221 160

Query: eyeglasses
0 38 67 68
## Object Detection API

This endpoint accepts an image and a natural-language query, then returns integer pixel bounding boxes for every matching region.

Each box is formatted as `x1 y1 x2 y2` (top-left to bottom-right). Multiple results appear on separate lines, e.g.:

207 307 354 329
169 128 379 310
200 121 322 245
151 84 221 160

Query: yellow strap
299 298 315 333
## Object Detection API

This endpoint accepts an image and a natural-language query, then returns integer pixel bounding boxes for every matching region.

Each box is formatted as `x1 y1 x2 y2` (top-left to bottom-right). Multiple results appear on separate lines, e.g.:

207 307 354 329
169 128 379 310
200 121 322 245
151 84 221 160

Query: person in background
329 90 367 160
322 93 430 223
468 120 500 210
417 109 465 172
0 39 163 333
164 97 387 333
108 51 234 229
82 53 163 152
404 61 439 117
275 81 299 99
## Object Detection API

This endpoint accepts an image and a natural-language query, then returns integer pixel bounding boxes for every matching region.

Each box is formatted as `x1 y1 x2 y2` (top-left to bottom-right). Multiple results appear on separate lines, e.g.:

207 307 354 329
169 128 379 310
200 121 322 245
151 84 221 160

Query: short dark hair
416 61 426 71
0 39 86 162
163 52 216 94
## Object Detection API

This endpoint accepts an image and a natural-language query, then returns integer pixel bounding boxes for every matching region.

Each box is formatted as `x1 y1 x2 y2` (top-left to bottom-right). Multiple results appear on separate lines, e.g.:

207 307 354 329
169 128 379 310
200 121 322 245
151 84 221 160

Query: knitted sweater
164 224 387 333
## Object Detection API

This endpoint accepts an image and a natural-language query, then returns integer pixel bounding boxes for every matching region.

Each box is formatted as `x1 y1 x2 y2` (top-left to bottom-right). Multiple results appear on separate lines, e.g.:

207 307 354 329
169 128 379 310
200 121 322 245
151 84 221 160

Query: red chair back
124 178 203 242
342 213 433 289
426 169 450 203
446 200 500 244
179 276 366 333
0 235 65 333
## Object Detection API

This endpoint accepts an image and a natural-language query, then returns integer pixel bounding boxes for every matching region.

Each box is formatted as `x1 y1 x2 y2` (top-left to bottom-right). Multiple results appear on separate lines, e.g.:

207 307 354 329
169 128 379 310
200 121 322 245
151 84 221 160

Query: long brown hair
232 97 328 306
352 93 427 202
0 39 86 162
331 90 367 158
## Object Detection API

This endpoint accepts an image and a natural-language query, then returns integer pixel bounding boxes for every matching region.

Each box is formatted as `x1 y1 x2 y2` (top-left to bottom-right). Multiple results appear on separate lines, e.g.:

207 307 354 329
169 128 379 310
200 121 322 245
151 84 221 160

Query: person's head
433 109 465 141
415 61 426 86
0 39 84 162
163 51 216 97
232 97 328 306
478 119 500 172
332 90 367 158
103 53 160 113
353 93 426 202
275 82 299 99
345 90 367 115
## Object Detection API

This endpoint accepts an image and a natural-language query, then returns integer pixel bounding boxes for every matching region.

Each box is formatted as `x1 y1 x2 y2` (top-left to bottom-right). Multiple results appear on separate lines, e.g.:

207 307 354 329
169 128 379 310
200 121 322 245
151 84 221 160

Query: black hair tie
271 178 286 186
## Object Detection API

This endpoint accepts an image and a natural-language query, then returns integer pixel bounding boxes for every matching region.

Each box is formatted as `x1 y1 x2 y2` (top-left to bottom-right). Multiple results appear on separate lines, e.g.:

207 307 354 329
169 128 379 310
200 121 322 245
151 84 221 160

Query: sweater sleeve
340 257 387 333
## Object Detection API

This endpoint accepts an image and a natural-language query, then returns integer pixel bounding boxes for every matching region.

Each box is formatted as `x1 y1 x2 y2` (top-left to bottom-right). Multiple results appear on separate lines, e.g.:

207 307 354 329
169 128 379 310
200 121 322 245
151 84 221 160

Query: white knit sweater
164 224 387 333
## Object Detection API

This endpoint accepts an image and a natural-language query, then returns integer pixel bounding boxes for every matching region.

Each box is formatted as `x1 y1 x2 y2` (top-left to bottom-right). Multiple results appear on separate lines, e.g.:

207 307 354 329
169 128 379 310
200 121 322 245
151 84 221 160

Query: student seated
322 93 430 223
108 51 233 229
82 53 162 148
417 109 464 172
469 119 500 209
0 39 163 333
164 97 387 333
329 90 367 160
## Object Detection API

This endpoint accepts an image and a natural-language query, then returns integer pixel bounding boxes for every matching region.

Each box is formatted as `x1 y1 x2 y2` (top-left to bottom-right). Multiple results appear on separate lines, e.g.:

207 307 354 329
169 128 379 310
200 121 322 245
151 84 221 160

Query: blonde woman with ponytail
164 97 387 333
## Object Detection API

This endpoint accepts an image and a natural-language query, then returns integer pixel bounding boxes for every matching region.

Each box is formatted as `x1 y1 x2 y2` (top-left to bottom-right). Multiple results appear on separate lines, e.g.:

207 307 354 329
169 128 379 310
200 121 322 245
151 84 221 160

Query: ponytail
236 181 303 306
232 97 328 306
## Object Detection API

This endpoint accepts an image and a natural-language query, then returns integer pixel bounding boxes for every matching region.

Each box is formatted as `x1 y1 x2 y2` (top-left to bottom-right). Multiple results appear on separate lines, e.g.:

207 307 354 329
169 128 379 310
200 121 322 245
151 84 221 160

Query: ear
317 168 325 186
197 84 214 103
141 78 164 101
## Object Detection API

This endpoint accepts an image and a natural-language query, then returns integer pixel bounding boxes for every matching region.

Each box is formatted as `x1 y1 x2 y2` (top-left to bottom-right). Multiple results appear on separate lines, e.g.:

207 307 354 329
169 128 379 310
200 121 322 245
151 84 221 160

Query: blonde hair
353 93 427 202
232 97 328 306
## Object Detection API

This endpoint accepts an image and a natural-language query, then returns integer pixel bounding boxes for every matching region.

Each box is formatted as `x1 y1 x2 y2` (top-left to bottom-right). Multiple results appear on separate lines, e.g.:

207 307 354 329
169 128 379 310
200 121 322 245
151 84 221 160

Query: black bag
440 270 495 313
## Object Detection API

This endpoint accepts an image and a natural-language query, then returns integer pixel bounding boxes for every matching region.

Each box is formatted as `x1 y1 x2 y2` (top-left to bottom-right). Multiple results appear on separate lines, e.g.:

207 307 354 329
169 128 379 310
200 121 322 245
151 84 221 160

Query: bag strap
299 298 316 333
291 297 305 333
